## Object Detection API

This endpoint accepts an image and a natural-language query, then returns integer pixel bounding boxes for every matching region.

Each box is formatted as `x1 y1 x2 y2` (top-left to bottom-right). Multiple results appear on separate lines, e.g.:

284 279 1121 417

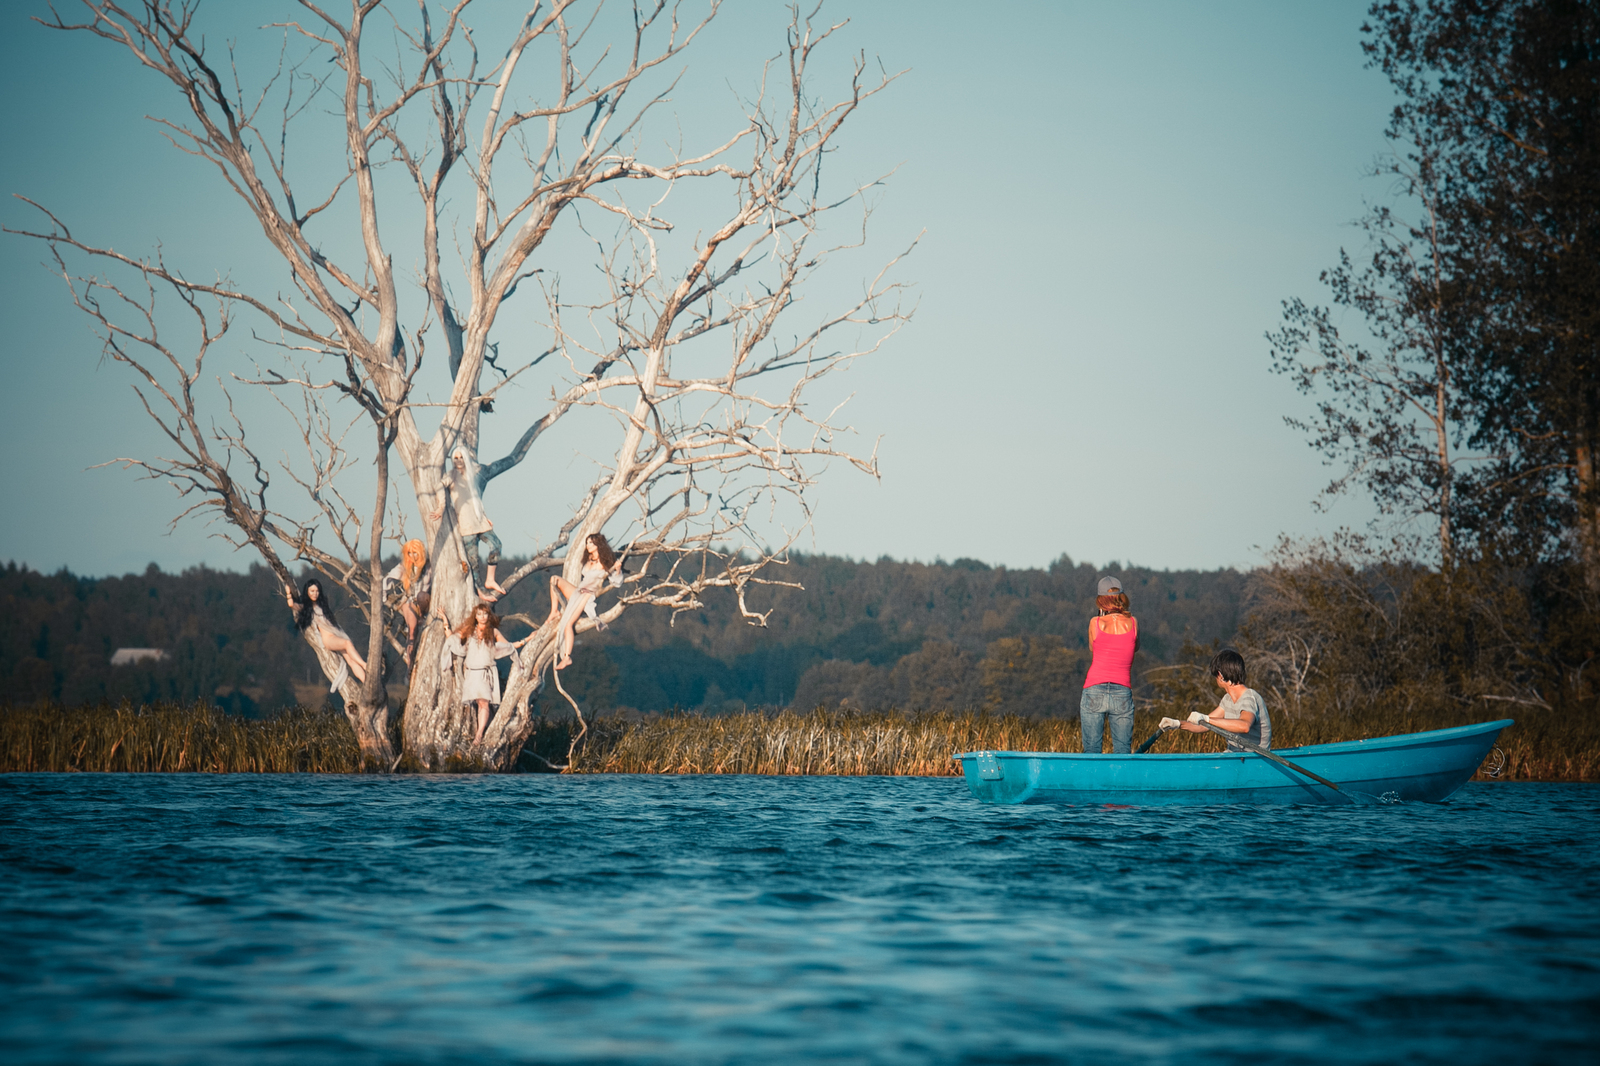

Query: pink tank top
1083 617 1137 688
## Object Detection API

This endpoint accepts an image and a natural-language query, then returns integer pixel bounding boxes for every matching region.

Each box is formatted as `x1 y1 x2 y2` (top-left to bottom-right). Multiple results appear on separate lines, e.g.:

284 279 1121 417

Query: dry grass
0 701 360 773
1479 713 1600 782
555 705 1595 782
4 701 1593 781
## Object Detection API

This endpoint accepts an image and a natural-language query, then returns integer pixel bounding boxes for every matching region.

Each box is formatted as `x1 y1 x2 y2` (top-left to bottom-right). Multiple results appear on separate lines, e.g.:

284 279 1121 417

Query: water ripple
0 775 1596 1065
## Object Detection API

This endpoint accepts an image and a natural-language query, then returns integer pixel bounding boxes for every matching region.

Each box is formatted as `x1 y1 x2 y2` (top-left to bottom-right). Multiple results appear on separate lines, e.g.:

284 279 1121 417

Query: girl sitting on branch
547 533 624 670
286 577 368 692
383 539 432 666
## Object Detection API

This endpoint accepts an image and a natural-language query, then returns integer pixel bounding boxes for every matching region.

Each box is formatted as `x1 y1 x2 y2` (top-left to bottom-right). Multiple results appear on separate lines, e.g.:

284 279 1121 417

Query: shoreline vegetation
3 702 1594 782
0 556 1243 718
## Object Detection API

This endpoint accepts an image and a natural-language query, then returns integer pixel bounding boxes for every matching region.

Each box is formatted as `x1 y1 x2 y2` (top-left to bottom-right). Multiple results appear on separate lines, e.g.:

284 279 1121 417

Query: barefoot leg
334 638 367 683
557 620 577 669
473 700 490 745
401 603 418 665
549 575 577 607
319 627 368 683
554 589 591 669
547 574 581 628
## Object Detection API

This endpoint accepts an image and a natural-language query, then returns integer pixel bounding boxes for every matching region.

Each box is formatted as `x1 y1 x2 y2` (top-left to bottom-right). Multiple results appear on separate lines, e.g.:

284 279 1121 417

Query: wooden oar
1192 718 1364 799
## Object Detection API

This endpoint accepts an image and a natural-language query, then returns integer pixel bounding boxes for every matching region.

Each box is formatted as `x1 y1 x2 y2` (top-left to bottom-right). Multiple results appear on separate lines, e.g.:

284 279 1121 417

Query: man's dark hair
1211 648 1247 686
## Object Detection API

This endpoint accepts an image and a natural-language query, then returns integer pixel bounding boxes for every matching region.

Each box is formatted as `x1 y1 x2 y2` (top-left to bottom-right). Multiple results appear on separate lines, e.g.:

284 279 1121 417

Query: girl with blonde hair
383 539 432 665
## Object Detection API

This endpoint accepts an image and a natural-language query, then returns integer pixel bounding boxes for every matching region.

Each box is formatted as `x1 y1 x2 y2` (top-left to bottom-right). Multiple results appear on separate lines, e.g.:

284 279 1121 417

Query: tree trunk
401 605 556 771
304 627 393 770
479 639 554 771
395 443 559 770
399 498 481 768
1576 416 1600 593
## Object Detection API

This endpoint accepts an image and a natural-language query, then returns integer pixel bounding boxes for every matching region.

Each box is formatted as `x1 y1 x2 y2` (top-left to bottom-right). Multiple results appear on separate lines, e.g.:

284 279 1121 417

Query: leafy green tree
980 635 1088 717
1363 0 1600 583
1269 145 1482 567
889 641 983 709
790 660 888 711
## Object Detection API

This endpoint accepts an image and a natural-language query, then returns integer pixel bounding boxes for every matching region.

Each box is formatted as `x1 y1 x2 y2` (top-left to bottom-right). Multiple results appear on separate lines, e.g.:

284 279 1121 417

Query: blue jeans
463 530 502 572
1080 683 1134 754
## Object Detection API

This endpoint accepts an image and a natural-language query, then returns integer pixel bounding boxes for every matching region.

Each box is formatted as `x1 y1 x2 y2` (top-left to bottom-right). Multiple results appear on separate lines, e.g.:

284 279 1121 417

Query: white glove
1187 711 1209 725
1158 717 1181 730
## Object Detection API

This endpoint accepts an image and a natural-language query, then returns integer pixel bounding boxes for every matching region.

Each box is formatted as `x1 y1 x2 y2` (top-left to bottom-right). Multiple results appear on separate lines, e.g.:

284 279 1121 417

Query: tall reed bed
555 705 1593 781
4 701 1591 780
0 702 360 773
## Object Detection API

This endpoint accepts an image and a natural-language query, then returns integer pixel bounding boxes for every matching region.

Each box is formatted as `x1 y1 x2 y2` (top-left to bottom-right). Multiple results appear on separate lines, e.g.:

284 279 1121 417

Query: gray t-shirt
1219 688 1271 751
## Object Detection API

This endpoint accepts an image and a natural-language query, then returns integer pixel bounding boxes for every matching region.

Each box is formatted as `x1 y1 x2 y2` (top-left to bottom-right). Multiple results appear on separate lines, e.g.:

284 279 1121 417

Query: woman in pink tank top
1081 575 1138 753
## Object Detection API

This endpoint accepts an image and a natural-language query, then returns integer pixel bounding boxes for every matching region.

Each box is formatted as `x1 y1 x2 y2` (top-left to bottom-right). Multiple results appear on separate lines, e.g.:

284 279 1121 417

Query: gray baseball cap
1097 575 1122 596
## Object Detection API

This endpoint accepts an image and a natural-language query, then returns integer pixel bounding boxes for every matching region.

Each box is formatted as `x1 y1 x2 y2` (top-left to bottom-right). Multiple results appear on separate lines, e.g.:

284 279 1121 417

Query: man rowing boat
1160 648 1273 751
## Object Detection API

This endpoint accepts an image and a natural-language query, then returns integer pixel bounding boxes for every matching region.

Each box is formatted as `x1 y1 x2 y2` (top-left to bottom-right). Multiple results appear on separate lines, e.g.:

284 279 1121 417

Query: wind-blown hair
1096 592 1130 616
584 533 616 570
453 605 501 642
293 578 335 631
399 540 427 592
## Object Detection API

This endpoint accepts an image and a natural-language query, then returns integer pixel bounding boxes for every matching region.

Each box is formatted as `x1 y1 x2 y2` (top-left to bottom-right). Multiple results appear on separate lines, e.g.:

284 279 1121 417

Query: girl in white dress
286 578 368 692
430 449 505 599
547 533 623 670
441 604 521 745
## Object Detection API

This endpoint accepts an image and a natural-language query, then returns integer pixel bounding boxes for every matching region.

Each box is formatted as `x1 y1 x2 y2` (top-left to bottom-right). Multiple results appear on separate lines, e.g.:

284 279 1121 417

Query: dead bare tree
12 0 911 770
1237 537 1551 719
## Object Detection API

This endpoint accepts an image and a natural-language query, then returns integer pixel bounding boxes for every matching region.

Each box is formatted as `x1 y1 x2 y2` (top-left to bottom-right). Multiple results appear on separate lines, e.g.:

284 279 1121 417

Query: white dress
310 604 353 644
442 632 513 705
560 561 621 631
309 604 356 693
442 467 493 536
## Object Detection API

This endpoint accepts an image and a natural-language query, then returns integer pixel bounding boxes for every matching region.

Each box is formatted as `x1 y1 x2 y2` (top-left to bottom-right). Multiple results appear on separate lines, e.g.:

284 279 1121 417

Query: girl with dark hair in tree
1081 575 1138 754
547 532 623 670
285 577 368 691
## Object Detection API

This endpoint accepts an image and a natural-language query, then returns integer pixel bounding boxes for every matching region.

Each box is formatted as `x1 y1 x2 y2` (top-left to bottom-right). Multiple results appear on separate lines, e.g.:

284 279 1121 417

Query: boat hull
953 720 1512 805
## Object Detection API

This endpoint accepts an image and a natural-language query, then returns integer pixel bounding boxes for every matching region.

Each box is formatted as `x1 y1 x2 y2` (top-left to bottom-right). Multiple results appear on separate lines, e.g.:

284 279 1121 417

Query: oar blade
1195 719 1378 805
1134 729 1167 755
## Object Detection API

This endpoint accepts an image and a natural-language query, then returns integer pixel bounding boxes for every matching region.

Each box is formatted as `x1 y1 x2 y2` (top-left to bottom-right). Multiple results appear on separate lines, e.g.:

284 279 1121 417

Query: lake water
1 775 1596 1065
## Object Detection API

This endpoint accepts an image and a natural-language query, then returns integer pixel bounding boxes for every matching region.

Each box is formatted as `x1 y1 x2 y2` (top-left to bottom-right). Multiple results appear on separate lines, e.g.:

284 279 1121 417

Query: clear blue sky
1 0 1396 578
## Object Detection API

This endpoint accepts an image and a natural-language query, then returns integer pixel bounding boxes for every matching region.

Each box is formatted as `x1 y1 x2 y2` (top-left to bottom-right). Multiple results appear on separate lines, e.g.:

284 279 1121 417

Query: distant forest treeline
0 555 1244 717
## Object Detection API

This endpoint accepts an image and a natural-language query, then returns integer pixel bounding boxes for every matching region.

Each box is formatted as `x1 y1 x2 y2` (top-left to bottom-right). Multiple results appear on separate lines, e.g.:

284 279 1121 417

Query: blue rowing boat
953 719 1513 805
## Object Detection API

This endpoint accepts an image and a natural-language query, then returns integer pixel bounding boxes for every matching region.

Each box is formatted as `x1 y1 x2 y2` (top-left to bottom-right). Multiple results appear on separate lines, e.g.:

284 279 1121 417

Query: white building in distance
110 648 168 666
